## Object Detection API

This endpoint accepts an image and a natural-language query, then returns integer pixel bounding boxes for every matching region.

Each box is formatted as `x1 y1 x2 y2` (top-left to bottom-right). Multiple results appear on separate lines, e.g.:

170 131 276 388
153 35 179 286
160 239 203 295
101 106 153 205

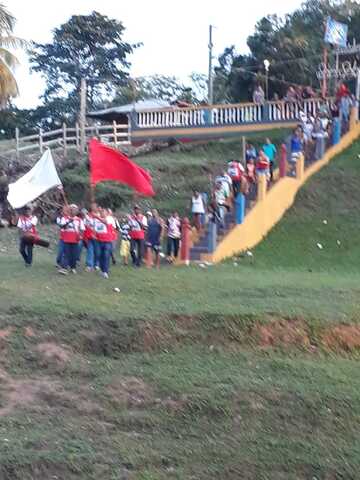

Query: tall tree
0 3 25 107
29 11 138 121
213 0 360 102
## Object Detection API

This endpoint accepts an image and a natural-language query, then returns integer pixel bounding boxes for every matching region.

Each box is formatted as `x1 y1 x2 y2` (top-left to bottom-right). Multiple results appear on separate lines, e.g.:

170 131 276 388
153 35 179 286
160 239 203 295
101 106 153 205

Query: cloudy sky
10 0 303 108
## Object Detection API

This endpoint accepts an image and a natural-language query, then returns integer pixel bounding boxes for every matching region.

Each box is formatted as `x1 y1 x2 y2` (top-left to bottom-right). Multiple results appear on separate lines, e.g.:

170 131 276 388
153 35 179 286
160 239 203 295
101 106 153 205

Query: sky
9 0 303 108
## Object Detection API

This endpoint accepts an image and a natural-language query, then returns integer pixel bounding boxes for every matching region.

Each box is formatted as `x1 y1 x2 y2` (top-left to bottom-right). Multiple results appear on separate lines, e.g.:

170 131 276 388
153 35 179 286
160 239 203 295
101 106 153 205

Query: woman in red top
256 150 270 180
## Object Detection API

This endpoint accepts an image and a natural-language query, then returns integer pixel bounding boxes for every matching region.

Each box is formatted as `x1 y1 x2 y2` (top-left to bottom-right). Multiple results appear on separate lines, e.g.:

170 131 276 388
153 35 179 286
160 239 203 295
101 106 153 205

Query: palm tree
0 3 25 106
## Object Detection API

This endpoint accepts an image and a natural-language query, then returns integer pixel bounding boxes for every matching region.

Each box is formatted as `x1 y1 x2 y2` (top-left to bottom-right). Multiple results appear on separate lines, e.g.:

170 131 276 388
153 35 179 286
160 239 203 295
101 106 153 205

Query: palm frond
0 47 19 68
0 35 28 50
0 4 15 34
0 58 18 106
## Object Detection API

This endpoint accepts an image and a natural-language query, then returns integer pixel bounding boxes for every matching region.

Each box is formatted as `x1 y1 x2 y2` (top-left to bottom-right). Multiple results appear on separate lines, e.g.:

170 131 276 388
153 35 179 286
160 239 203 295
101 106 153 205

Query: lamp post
264 59 270 101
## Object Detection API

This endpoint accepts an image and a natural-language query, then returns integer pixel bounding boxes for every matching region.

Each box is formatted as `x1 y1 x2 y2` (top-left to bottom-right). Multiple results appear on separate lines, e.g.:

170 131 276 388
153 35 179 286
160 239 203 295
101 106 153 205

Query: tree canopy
0 3 25 107
213 0 360 102
29 11 139 121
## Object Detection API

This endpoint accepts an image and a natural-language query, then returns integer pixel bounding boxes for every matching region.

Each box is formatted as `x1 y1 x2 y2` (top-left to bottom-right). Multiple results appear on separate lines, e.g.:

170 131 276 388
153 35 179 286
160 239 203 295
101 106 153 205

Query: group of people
16 203 183 277
288 82 354 171
190 137 278 230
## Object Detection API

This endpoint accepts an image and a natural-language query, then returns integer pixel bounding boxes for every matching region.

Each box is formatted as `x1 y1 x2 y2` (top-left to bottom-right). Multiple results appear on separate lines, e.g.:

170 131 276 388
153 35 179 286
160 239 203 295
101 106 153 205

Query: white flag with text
7 149 62 209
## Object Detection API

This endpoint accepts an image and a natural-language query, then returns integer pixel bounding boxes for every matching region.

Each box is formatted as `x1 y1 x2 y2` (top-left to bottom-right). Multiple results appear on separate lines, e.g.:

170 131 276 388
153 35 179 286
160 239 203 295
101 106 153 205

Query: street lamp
264 59 270 100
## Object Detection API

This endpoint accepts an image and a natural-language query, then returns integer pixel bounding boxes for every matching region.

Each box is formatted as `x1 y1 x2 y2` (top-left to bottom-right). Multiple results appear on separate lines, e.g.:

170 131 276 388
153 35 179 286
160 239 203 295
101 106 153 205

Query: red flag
89 138 155 196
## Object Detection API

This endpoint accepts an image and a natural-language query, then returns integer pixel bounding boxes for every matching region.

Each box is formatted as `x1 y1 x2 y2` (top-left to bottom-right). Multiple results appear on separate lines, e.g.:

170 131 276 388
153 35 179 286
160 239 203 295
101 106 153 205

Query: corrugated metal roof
88 99 170 117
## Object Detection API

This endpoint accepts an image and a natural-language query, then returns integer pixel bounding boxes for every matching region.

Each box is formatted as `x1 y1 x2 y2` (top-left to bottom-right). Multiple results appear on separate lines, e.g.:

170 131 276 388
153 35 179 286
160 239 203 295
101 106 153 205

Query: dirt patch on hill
253 318 311 348
35 342 72 368
321 324 360 352
107 376 155 408
0 368 100 418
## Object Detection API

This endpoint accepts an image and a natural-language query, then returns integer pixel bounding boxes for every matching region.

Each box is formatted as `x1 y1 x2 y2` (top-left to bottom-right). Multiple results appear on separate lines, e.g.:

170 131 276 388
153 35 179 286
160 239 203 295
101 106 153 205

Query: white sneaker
85 267 93 272
58 269 68 275
71 269 77 275
101 272 109 279
95 266 100 271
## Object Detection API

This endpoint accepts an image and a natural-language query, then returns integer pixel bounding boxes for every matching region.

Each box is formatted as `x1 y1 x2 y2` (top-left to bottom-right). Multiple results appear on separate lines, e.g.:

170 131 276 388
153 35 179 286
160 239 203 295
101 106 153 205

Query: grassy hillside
61 129 288 215
244 138 360 272
0 134 360 479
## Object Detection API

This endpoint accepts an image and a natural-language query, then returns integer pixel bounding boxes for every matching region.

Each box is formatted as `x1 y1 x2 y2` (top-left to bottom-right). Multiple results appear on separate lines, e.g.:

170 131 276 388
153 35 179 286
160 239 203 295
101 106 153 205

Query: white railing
3 121 130 158
136 98 331 129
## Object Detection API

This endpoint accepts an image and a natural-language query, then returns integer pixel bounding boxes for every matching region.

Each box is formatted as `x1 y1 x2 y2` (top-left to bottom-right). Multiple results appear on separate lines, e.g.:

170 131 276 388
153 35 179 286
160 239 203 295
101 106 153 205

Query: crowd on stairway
10 82 356 273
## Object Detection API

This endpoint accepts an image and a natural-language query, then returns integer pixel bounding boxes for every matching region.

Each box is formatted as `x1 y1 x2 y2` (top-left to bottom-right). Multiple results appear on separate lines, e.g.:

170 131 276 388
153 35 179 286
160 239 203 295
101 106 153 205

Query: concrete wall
211 123 360 263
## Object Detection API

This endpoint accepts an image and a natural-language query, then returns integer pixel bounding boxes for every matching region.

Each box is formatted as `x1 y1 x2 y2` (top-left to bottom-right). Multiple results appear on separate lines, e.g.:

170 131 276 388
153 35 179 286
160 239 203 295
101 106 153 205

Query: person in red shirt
17 205 38 267
58 204 84 275
83 205 98 271
93 207 116 279
256 150 270 180
129 205 148 267
227 160 245 196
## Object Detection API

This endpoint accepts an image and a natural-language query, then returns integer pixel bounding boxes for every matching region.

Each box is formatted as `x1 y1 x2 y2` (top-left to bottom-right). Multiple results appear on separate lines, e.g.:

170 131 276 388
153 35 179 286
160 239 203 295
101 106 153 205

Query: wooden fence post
15 127 19 159
62 123 67 157
113 121 118 147
39 128 43 154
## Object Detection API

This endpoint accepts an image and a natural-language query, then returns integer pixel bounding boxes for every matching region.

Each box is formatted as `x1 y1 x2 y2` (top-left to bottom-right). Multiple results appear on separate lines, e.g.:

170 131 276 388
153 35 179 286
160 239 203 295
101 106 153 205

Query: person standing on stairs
262 138 277 182
191 191 205 231
213 181 229 229
227 159 244 198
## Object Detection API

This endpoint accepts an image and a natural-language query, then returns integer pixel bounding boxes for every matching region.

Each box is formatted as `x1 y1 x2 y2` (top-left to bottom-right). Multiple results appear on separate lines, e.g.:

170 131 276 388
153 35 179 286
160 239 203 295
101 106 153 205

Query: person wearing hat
17 205 38 267
129 205 148 267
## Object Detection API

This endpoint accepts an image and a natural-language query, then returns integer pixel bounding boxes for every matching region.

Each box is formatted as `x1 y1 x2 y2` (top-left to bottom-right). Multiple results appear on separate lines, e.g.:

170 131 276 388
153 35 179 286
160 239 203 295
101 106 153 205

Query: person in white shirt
17 205 38 267
191 190 205 231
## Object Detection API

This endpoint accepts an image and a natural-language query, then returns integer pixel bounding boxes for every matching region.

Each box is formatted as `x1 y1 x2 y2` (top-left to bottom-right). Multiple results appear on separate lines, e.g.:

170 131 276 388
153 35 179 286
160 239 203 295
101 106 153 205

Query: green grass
0 135 360 479
62 129 288 215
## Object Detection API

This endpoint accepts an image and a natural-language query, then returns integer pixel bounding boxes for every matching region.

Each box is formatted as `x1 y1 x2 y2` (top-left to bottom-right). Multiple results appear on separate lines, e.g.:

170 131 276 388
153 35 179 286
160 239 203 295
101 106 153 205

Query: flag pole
59 187 69 206
322 46 328 97
90 183 96 205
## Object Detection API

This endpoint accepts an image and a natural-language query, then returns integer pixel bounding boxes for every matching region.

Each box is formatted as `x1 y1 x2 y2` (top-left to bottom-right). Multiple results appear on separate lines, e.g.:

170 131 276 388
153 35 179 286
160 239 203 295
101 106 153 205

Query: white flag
7 149 62 209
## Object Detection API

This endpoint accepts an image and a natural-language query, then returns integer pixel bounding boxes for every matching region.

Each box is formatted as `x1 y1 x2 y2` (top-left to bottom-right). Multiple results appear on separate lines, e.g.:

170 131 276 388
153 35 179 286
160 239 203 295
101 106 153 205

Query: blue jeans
86 239 96 268
20 238 33 265
98 241 113 274
64 243 78 269
56 239 65 267
77 240 84 263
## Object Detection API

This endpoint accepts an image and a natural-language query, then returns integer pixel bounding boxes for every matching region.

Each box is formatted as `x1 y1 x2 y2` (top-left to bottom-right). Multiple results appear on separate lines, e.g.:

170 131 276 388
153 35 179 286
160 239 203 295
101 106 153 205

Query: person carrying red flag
93 207 116 279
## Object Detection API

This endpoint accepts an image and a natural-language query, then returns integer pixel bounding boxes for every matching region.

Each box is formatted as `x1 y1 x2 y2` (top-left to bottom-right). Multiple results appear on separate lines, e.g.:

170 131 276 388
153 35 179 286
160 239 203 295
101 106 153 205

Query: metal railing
136 98 330 130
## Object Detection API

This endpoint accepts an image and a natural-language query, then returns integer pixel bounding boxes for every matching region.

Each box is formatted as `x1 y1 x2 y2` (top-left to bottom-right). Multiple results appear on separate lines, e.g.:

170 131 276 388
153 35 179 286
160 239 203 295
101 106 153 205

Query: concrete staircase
189 211 235 261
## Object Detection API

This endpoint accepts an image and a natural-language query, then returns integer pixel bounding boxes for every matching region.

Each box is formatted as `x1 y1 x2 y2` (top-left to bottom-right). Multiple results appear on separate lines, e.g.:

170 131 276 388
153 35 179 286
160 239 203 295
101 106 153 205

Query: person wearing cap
17 205 38 267
58 204 84 275
129 205 148 267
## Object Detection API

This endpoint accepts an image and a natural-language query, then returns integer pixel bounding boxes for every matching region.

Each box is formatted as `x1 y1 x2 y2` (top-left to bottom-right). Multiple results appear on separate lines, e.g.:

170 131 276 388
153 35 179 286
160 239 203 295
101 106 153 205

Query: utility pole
79 77 87 155
208 25 214 105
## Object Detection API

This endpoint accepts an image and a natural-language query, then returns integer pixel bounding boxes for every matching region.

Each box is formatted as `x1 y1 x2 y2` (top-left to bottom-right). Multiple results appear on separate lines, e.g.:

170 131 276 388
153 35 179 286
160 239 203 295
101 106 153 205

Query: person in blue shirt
145 209 163 269
262 138 277 181
245 144 257 163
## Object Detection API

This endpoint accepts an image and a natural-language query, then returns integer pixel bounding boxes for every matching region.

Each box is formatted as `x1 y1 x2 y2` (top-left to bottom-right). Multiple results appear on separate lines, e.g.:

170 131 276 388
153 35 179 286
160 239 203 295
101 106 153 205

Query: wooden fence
3 122 130 158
